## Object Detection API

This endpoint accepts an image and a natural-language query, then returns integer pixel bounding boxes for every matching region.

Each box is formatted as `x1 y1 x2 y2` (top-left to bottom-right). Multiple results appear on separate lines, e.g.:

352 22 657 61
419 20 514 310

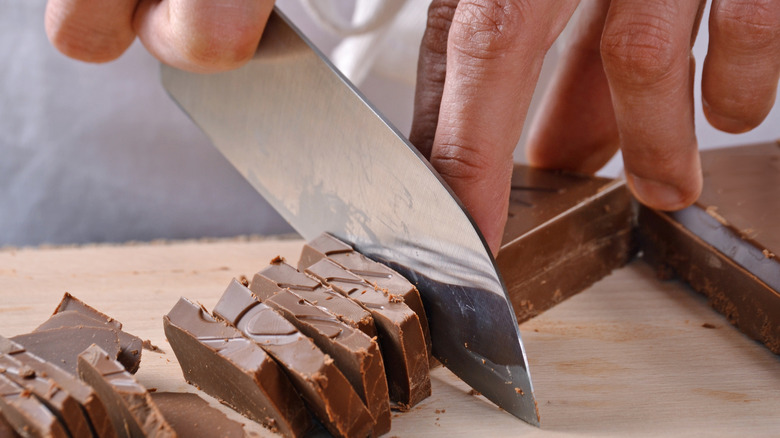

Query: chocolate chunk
251 260 376 337
305 259 431 409
639 142 780 353
12 327 121 375
163 297 312 438
77 344 176 438
151 392 247 438
0 335 117 438
260 285 391 435
496 164 635 322
0 373 68 438
299 233 432 365
0 353 92 438
52 293 122 329
214 279 375 438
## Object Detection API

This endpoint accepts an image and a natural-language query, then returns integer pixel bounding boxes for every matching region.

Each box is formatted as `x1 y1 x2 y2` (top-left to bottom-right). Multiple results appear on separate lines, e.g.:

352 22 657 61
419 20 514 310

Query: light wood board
0 236 778 437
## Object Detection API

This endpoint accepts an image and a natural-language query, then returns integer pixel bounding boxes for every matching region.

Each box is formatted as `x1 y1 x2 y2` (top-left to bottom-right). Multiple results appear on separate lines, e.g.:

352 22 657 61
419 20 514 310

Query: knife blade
161 8 539 426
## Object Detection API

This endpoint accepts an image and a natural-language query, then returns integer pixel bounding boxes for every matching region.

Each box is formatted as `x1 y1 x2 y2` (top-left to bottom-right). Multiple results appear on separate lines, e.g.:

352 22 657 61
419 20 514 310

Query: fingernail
628 173 686 211
702 99 753 134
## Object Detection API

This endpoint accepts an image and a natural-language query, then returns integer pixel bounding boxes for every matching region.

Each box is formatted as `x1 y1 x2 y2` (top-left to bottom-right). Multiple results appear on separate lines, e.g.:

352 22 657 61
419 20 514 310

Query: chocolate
260 285 391 435
496 164 635 322
0 335 116 438
163 297 312 438
150 392 247 438
77 344 176 438
298 233 432 363
0 413 21 438
251 259 376 337
214 279 375 438
0 353 91 438
639 142 780 353
305 259 431 409
0 373 68 438
12 326 121 375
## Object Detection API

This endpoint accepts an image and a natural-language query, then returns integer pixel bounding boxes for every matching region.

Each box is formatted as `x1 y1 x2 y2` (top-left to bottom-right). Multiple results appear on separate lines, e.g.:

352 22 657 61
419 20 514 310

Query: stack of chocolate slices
0 294 248 438
165 233 433 438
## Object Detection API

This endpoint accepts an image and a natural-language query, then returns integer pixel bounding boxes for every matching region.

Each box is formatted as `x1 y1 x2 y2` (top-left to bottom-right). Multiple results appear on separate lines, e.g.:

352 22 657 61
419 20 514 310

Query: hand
410 0 780 256
45 0 274 72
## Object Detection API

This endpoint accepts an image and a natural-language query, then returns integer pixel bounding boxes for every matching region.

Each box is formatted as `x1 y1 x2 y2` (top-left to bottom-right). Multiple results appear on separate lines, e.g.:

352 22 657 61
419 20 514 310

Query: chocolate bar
163 297 312 438
298 233 432 363
150 392 247 438
12 326 121 375
259 285 391 435
496 164 635 322
251 259 376 337
305 259 431 409
77 344 176 438
0 353 91 438
0 335 116 438
214 279 375 438
0 373 68 438
639 142 780 353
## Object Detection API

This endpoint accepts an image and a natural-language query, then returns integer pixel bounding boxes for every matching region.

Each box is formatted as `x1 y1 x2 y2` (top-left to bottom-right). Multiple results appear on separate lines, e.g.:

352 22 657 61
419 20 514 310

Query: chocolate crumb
702 323 717 329
142 339 164 353
19 366 35 379
239 275 250 287
270 255 286 264
467 389 481 396
515 387 524 396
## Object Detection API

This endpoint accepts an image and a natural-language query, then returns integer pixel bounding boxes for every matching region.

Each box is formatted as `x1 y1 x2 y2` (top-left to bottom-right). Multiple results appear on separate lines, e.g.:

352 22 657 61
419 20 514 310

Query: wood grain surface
1 236 778 437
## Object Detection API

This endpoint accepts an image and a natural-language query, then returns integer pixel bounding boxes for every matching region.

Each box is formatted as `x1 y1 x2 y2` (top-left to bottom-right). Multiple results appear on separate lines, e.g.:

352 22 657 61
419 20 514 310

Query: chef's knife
161 9 539 426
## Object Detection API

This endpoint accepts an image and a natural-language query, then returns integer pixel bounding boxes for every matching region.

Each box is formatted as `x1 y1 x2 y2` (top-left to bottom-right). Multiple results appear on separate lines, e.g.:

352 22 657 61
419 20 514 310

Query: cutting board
1 236 778 437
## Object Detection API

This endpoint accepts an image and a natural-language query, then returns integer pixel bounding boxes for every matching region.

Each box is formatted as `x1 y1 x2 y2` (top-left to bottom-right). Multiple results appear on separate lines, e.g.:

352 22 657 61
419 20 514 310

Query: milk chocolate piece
299 233 432 363
260 286 391 435
639 142 780 353
151 392 247 438
496 164 635 322
251 260 376 338
0 335 116 438
77 344 176 438
0 373 68 438
12 327 121 375
214 280 374 438
305 259 431 409
0 353 92 438
163 297 311 438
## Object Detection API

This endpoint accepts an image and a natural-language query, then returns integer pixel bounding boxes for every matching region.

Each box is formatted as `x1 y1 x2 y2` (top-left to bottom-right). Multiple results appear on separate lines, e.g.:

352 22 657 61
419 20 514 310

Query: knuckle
422 0 459 56
713 0 780 51
431 139 494 184
450 0 536 61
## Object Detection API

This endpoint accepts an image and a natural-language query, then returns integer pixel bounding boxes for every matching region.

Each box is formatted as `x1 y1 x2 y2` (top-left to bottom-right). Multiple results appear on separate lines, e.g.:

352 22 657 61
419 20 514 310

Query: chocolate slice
639 142 780 353
0 335 116 438
260 286 391 435
305 259 431 410
151 392 247 438
251 259 376 337
298 233 432 363
0 373 68 438
12 326 121 375
496 164 635 322
77 344 176 438
163 297 312 438
214 279 375 438
0 353 91 438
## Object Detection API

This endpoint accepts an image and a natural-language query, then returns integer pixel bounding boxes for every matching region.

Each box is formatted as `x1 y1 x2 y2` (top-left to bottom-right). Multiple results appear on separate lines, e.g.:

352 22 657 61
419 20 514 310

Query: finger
134 0 274 73
525 0 620 174
45 0 139 62
410 0 458 159
432 0 580 255
600 0 704 211
702 0 780 133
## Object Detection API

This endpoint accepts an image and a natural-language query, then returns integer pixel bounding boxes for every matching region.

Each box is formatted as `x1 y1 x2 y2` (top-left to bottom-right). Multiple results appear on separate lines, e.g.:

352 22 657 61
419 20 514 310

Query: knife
161 8 539 426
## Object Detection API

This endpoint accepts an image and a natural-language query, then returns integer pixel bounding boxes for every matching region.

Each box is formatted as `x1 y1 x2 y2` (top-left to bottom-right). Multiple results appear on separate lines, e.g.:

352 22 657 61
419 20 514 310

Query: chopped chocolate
151 392 247 438
639 142 780 353
52 293 122 329
251 260 376 337
0 373 68 438
260 285 391 435
496 164 635 322
163 297 312 438
12 326 121 375
305 259 431 409
214 279 375 438
298 233 432 364
77 344 176 438
0 335 117 438
0 353 92 438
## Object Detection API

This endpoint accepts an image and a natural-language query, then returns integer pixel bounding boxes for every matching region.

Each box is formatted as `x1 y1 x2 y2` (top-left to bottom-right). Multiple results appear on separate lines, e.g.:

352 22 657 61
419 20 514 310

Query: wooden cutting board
1 236 778 437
